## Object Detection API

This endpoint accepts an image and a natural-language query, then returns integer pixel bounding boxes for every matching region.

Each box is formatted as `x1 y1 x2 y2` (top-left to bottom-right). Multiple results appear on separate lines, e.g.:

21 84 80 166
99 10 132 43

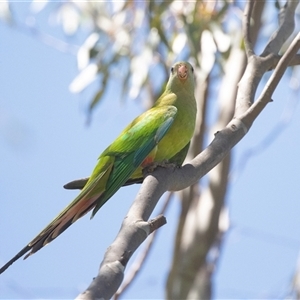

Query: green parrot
0 61 196 274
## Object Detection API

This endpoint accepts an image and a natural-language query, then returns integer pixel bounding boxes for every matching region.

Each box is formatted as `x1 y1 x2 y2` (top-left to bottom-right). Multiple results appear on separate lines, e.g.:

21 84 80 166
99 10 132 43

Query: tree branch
242 31 300 126
269 53 300 70
235 0 299 118
114 192 173 300
75 176 167 300
261 0 298 57
243 0 255 57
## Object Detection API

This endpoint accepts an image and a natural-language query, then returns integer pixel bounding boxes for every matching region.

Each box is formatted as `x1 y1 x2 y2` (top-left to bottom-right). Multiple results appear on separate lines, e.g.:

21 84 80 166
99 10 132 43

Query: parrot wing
63 142 191 190
90 104 178 215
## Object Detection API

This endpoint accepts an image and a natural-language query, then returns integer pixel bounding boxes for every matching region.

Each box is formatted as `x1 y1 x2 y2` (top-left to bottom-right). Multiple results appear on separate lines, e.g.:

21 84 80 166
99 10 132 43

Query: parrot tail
0 194 100 275
63 176 143 190
0 245 31 274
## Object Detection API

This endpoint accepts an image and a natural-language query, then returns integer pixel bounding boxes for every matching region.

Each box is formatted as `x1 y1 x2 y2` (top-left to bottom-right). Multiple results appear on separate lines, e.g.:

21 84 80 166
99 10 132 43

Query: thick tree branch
76 176 167 300
114 192 173 300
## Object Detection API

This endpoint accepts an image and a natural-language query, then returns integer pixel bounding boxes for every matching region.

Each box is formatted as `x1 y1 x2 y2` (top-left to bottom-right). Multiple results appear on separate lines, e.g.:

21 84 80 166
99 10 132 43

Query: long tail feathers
0 245 31 274
0 194 100 275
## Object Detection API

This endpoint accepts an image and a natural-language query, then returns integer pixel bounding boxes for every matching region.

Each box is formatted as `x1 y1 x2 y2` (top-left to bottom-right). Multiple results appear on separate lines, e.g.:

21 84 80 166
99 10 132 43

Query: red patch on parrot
141 156 154 167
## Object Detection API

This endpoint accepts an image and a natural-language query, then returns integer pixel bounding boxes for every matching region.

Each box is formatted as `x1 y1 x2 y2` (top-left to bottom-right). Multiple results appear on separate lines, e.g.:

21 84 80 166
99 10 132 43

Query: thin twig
269 53 300 70
263 33 300 95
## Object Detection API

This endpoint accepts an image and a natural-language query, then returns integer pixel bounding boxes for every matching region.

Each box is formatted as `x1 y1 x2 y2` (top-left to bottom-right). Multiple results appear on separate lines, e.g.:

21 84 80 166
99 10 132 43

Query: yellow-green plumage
0 61 196 274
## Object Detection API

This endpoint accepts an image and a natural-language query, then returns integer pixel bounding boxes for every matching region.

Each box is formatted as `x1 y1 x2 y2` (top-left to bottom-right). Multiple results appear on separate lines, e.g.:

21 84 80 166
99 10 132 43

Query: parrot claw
143 160 178 174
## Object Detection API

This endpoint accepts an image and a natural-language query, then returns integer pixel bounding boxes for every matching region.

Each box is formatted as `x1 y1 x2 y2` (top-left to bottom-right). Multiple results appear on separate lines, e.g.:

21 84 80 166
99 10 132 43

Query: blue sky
1 3 300 299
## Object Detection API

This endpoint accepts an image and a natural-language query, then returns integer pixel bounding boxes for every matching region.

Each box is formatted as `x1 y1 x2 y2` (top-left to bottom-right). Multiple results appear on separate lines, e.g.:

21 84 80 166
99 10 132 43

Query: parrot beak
177 64 188 83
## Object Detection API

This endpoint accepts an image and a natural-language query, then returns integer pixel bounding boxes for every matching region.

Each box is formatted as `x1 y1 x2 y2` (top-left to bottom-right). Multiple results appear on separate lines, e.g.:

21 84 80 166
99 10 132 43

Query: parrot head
167 61 195 93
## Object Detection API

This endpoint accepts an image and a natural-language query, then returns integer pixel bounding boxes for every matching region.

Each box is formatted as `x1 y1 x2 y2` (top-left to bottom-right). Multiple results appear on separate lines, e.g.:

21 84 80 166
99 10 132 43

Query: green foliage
0 1 236 117
3 1 294 120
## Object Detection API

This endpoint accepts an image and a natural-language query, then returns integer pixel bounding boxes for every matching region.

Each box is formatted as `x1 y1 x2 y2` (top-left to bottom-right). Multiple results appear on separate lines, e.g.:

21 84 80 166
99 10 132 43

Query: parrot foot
143 160 178 174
